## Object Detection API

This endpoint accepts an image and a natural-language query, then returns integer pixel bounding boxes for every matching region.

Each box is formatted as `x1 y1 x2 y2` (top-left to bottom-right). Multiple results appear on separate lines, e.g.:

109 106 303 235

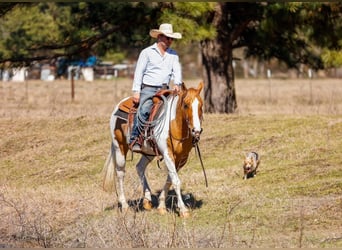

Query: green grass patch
1 112 341 247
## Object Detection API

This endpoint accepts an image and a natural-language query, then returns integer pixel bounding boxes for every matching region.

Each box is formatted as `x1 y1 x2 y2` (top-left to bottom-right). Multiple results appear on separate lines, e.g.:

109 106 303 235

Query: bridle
169 92 203 143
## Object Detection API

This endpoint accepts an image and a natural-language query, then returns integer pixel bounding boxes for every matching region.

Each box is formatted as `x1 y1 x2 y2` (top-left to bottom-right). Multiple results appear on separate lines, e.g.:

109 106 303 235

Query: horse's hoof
157 207 167 215
120 206 129 214
180 211 191 218
119 202 129 212
143 199 153 210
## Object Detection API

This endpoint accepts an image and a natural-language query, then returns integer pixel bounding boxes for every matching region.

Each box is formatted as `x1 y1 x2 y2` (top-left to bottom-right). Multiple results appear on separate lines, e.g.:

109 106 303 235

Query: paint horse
102 82 204 217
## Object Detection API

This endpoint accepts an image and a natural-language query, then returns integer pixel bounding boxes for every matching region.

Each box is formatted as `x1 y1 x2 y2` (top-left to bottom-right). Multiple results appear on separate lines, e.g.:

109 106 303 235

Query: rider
129 23 183 152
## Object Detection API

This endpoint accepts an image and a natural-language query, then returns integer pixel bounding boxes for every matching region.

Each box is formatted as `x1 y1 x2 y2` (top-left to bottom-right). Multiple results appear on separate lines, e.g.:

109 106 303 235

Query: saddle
117 89 175 155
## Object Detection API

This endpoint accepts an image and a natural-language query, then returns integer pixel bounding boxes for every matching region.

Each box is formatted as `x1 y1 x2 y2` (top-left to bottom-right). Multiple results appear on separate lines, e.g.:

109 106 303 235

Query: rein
194 142 208 188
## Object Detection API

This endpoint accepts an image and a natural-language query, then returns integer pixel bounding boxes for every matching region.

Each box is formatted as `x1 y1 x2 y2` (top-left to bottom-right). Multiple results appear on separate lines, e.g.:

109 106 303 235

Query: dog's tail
251 151 259 160
251 152 259 169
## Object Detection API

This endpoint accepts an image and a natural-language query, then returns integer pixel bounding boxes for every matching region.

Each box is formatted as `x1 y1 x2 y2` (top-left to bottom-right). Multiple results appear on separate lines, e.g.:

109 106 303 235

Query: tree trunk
200 3 237 113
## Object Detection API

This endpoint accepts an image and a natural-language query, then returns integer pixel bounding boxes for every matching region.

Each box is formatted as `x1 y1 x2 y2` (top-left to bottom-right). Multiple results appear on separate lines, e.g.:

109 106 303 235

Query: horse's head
180 81 204 143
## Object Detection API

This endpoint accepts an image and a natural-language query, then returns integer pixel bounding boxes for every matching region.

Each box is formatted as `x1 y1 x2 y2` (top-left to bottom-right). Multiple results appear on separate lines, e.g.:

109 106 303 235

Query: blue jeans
130 85 164 144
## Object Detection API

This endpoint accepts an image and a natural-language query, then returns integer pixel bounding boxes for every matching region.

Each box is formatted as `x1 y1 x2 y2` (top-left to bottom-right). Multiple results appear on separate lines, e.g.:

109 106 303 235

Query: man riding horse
103 23 204 217
129 23 182 152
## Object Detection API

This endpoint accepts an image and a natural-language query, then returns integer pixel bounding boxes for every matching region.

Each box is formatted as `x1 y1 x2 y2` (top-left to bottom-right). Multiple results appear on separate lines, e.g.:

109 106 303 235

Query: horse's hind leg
114 145 129 210
136 155 154 210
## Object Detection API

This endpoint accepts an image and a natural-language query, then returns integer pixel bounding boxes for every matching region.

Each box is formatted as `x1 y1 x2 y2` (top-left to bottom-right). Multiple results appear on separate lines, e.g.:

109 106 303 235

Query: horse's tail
102 142 116 193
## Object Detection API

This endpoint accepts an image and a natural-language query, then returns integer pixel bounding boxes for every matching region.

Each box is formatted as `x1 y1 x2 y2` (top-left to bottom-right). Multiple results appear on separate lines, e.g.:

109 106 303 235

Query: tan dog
243 152 260 180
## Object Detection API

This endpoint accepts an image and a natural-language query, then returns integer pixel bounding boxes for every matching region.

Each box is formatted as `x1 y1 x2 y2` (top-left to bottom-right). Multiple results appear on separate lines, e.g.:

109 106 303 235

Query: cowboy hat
149 23 182 39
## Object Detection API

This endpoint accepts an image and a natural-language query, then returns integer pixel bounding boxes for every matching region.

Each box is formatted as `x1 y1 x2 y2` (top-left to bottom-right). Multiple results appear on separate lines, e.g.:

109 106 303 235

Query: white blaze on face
192 98 201 132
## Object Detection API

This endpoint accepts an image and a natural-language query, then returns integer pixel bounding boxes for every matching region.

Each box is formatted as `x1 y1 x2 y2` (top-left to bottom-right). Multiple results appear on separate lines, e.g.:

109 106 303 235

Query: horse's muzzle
192 128 203 143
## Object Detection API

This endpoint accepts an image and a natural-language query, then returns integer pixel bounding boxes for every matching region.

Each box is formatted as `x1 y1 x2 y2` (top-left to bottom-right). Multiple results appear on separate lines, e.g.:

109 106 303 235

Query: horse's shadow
106 190 203 215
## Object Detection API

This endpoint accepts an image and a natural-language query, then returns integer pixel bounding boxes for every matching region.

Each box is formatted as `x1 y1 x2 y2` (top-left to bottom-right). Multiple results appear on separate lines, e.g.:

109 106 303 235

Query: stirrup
129 138 142 152
131 143 142 153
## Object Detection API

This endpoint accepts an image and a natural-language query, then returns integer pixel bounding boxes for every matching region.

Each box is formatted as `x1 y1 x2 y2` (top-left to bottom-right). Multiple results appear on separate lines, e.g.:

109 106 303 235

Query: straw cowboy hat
149 23 182 39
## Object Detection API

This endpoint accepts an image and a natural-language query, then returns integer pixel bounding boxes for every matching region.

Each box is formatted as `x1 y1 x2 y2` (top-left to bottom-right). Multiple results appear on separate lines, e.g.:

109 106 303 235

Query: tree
0 3 64 63
199 3 264 113
0 3 19 18
306 3 342 69
159 2 263 112
0 2 160 66
159 2 341 113
0 2 340 113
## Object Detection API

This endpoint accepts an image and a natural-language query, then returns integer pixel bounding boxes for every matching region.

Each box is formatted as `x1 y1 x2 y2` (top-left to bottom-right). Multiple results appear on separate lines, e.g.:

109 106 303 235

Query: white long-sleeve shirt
132 43 182 92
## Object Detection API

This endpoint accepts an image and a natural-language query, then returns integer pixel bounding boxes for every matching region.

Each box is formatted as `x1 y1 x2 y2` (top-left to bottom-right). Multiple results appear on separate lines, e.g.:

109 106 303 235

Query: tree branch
0 26 121 66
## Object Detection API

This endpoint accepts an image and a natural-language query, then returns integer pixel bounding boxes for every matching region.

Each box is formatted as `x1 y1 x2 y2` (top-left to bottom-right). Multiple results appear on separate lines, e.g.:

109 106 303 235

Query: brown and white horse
102 82 204 217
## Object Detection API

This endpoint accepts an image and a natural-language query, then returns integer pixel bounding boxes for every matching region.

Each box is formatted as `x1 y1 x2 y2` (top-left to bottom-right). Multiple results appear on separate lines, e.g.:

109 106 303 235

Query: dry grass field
0 77 341 248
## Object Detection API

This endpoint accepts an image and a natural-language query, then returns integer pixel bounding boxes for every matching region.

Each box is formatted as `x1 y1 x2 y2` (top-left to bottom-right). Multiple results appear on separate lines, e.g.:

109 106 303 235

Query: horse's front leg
136 155 154 210
157 176 172 215
163 156 189 218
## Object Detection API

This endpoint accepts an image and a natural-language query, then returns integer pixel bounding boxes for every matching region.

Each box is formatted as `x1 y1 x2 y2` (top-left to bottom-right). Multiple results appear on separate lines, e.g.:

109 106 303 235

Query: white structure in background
81 67 94 82
113 64 128 78
11 67 28 82
267 69 272 78
67 65 81 80
40 64 55 81
94 62 132 80
1 69 10 81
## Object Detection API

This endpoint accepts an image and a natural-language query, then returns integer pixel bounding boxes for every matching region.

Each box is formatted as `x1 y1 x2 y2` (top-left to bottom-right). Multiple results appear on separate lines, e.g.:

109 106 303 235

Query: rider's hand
173 84 181 93
132 92 140 107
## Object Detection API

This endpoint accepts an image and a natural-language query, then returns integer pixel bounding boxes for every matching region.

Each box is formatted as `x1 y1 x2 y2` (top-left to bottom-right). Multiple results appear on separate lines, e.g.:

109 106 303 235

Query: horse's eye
183 104 188 109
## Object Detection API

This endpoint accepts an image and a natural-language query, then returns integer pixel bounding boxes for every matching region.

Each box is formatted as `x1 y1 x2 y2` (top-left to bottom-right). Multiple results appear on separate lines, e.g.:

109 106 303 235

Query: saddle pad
114 109 128 121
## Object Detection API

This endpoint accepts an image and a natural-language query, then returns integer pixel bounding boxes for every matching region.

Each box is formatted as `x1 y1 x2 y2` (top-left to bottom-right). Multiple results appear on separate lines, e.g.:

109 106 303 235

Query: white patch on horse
150 96 182 193
155 95 177 155
192 98 201 132
170 95 179 120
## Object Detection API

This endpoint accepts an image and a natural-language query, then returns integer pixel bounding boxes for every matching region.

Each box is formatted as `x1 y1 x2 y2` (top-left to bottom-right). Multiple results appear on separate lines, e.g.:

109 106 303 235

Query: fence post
308 68 313 104
267 69 272 102
25 69 28 104
71 68 75 101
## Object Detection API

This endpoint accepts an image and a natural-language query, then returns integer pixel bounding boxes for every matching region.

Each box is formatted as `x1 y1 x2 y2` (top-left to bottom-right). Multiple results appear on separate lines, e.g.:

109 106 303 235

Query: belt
142 83 169 90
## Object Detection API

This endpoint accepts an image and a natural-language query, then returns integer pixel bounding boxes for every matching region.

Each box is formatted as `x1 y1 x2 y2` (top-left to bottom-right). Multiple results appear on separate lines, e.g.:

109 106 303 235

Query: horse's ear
197 81 204 93
181 82 187 91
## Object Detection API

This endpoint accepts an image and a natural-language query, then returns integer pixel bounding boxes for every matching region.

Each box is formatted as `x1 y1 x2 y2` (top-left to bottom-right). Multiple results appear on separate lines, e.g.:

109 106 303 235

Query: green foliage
303 2 342 68
0 2 157 66
158 2 216 43
0 2 341 72
245 3 329 69
0 4 62 59
101 50 127 64
322 49 342 68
